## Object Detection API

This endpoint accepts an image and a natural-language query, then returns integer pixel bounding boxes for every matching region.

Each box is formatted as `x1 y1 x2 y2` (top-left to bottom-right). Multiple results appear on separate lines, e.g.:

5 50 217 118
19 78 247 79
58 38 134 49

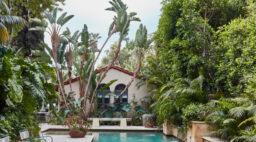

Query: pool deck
49 135 94 142
40 123 162 132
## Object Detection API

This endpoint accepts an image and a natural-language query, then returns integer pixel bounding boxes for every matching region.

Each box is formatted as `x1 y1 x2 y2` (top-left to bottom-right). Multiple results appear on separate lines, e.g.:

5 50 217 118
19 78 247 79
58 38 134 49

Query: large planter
69 130 87 138
163 120 186 140
186 121 213 142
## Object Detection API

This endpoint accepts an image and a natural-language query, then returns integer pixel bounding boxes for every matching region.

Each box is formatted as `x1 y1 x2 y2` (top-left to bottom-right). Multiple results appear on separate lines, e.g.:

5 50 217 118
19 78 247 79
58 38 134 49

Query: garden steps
202 136 228 142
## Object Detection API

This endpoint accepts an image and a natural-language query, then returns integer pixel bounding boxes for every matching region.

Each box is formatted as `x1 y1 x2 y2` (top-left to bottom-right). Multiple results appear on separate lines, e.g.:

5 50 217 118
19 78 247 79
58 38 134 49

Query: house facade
63 66 152 114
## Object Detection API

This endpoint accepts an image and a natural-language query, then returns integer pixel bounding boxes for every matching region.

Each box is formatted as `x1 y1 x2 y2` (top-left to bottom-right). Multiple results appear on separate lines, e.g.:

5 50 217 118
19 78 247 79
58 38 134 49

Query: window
97 84 110 109
114 84 128 103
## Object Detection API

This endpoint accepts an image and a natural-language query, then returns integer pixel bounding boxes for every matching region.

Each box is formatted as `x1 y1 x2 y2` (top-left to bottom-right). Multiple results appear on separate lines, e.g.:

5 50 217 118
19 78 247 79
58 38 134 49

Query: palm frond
58 15 74 26
0 0 10 14
229 106 246 118
0 15 26 27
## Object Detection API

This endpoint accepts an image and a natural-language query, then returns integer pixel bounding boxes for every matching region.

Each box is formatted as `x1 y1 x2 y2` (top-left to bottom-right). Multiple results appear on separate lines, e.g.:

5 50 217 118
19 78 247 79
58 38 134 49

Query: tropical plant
0 45 57 140
0 0 26 43
43 8 74 109
181 103 212 129
7 0 64 57
113 24 151 103
63 116 91 133
84 0 140 118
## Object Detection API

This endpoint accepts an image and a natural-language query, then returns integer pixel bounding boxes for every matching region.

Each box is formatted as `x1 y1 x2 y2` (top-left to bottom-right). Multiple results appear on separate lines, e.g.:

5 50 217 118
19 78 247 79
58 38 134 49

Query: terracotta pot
69 130 87 138
145 120 153 128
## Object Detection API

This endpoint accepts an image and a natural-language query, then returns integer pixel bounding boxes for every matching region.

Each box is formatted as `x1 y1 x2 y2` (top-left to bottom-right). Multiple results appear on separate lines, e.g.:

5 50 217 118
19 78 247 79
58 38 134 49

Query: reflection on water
91 132 179 142
46 130 180 142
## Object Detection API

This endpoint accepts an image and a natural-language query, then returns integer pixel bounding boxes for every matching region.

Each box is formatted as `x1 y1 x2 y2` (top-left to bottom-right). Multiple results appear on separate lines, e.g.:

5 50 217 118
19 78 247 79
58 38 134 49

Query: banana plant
0 0 26 43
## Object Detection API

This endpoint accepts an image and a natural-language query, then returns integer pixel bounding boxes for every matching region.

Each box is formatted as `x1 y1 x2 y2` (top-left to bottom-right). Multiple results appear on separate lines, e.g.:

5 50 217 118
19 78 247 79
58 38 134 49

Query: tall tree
85 0 140 117
5 0 65 58
142 0 251 126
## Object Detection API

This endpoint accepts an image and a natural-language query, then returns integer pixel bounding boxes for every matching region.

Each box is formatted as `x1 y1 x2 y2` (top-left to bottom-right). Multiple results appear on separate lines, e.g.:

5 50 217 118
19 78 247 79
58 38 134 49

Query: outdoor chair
19 130 53 142
0 135 10 142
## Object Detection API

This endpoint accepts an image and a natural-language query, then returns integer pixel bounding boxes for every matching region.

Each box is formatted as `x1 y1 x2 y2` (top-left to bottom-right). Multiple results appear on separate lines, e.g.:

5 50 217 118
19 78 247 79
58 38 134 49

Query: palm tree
0 0 26 43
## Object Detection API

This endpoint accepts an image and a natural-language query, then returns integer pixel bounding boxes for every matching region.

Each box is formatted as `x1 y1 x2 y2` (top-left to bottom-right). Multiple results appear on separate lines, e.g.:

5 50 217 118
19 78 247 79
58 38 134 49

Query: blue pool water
91 132 180 142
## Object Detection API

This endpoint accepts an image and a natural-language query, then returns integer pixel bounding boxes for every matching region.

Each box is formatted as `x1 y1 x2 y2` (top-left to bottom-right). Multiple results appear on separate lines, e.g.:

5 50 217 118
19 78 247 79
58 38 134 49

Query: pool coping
49 135 94 142
40 123 163 133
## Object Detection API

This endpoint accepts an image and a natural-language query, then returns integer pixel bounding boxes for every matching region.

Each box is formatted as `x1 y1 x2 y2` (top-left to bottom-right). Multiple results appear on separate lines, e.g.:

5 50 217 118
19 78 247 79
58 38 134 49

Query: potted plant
142 114 155 128
63 116 91 138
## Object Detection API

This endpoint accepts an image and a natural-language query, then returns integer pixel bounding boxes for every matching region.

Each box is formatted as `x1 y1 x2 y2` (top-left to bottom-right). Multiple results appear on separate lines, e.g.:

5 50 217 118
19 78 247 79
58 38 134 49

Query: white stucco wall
64 80 80 101
100 69 150 104
63 68 152 116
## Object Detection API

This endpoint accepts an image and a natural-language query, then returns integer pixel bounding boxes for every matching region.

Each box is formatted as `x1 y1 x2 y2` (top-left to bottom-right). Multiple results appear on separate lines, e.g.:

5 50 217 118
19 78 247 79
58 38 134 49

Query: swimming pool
45 130 180 142
91 132 180 142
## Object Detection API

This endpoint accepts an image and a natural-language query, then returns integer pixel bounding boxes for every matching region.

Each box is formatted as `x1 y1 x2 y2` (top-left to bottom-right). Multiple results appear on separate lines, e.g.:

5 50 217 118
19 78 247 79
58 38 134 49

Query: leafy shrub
128 106 146 126
206 96 256 141
0 46 57 140
182 103 212 128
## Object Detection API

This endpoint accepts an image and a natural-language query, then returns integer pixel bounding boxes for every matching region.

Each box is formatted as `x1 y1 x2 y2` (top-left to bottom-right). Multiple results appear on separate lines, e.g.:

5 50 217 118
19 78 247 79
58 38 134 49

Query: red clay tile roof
97 65 134 76
55 66 134 88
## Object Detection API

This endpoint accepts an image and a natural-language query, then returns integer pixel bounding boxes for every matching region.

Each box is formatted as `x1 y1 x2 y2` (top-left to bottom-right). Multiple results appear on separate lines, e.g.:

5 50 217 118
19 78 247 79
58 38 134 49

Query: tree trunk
83 32 114 117
68 71 72 91
87 38 122 117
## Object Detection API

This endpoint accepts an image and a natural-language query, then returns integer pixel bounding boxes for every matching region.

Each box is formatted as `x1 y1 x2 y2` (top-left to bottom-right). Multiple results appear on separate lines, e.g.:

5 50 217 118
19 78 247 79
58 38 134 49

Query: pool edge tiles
49 135 94 142
40 123 163 132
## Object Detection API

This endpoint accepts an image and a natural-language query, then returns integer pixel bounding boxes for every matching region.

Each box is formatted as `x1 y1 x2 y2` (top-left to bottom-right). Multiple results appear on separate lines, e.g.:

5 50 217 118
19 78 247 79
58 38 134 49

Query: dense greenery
142 0 256 141
0 0 58 140
5 0 64 59
0 46 57 140
2 0 256 141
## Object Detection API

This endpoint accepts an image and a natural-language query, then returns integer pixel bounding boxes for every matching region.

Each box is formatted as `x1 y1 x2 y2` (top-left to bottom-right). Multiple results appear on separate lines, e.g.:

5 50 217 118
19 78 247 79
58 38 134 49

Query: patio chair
20 130 53 142
0 135 10 142
40 132 53 142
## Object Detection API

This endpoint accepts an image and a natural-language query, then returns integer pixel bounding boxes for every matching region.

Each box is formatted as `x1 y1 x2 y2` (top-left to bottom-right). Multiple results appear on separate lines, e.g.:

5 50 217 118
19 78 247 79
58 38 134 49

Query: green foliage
5 0 64 58
0 0 25 44
142 0 256 140
205 97 256 141
99 42 138 70
106 0 140 39
181 103 212 129
0 46 57 140
151 75 208 126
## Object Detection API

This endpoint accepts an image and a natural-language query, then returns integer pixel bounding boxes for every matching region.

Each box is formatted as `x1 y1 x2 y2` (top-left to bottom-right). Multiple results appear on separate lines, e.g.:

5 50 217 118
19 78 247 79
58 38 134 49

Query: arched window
97 84 110 109
114 84 128 103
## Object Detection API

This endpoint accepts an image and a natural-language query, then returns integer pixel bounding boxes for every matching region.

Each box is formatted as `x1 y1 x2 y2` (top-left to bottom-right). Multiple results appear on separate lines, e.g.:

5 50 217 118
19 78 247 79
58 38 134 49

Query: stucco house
62 66 152 114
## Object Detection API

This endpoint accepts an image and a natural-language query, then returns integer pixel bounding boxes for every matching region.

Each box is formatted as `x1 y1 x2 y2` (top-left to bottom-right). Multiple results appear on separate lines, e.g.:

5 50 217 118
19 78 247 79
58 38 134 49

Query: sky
46 0 162 66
